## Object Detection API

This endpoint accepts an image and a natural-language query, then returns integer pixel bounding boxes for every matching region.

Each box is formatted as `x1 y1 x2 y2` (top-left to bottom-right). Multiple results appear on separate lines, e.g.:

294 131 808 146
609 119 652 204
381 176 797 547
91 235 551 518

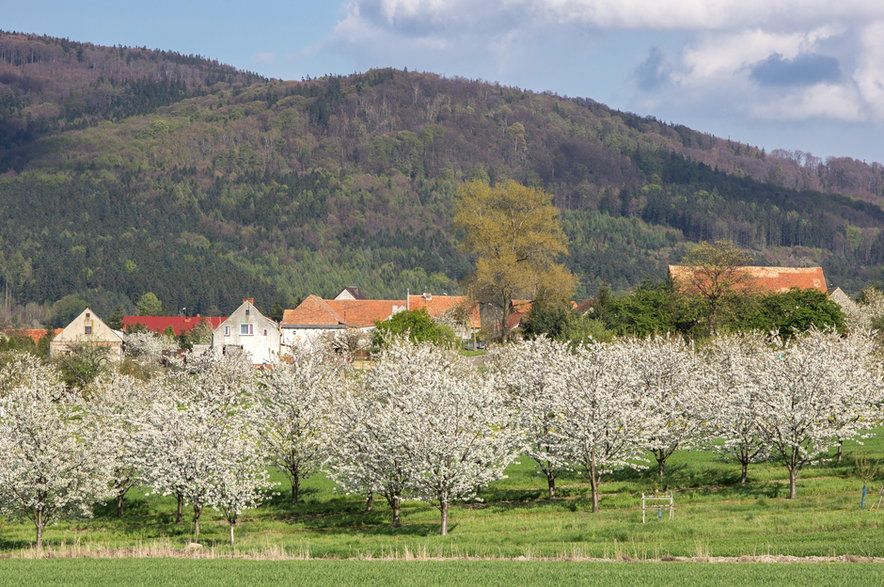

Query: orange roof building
407 293 481 329
668 265 828 295
282 295 405 329
280 291 484 352
0 328 62 344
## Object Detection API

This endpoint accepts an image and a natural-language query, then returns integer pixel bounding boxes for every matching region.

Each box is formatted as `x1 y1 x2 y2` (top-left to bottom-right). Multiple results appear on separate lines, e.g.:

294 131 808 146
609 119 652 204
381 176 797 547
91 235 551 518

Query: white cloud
678 28 838 82
750 84 863 122
347 1 884 33
326 0 884 127
854 21 884 120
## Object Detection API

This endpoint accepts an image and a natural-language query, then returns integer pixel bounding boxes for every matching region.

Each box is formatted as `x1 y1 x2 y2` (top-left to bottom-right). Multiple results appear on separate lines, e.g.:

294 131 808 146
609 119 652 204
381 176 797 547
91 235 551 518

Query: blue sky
6 1 884 164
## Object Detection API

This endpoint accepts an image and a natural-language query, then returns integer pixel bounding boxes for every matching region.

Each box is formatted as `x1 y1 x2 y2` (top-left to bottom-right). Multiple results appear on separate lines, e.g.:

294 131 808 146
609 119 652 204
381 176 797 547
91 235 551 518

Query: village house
279 290 485 353
0 328 61 345
212 298 280 365
280 295 405 352
121 315 227 335
667 265 828 295
49 308 125 361
406 292 482 339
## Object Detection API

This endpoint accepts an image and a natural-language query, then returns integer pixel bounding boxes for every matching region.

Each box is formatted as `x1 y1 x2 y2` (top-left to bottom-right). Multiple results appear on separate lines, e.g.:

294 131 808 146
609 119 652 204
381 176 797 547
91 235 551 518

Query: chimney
243 298 254 305
423 292 432 301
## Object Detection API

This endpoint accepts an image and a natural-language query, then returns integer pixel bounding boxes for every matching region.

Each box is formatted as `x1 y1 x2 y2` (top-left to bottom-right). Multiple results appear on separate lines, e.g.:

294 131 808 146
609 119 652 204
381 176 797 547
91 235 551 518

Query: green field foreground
0 559 882 586
1 434 883 564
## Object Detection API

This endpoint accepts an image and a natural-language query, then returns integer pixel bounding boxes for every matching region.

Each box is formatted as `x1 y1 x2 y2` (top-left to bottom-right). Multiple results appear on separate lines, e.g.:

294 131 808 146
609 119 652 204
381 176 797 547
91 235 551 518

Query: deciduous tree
0 356 113 551
553 342 656 512
678 240 754 334
256 351 345 504
753 329 882 498
454 180 575 340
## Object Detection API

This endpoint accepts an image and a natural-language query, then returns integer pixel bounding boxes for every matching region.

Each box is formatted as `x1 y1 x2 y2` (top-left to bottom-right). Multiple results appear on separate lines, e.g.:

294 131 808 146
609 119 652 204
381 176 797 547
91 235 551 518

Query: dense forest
0 31 882 324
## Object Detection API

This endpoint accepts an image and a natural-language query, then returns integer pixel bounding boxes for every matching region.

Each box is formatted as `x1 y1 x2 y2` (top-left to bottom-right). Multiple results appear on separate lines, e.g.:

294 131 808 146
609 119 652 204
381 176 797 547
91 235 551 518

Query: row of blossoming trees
0 329 881 549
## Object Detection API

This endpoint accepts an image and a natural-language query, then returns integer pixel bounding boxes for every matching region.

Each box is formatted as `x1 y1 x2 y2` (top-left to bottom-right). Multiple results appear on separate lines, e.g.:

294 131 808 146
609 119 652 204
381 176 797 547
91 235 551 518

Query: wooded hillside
1 31 882 320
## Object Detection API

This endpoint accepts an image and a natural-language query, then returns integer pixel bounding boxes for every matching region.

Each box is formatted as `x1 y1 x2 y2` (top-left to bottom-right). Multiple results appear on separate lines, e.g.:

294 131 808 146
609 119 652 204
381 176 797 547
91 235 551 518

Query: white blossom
256 350 347 504
0 356 114 550
491 337 571 499
701 332 772 483
753 329 882 498
552 342 657 512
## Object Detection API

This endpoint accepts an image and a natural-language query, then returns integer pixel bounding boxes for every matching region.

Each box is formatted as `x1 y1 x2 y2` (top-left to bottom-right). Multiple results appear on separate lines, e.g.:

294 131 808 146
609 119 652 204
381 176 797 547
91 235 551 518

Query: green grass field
1 433 882 565
0 559 882 586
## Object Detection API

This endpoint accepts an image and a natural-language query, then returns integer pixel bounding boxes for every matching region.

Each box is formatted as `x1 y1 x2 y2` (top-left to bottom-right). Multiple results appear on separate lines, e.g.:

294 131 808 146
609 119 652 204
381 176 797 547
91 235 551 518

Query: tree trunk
657 454 666 477
34 510 44 553
391 495 402 528
229 521 236 546
836 440 844 464
193 505 202 537
440 501 449 535
499 297 511 342
176 493 183 524
547 471 556 499
788 468 797 499
116 493 125 517
365 492 374 513
588 458 600 513
739 460 748 484
290 473 300 504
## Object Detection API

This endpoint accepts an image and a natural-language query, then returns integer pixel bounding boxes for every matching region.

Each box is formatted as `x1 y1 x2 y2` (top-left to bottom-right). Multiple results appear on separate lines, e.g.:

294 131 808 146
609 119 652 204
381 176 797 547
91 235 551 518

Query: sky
6 1 884 164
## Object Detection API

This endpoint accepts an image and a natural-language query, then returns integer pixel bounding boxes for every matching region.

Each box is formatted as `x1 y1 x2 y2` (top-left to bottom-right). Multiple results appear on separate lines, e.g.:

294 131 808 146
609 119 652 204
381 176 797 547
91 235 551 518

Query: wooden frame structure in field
641 492 674 523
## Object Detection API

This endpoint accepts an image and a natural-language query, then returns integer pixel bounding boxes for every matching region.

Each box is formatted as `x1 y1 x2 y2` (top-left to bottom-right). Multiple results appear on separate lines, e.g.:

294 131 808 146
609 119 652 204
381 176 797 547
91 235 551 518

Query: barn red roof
121 316 227 335
668 265 828 295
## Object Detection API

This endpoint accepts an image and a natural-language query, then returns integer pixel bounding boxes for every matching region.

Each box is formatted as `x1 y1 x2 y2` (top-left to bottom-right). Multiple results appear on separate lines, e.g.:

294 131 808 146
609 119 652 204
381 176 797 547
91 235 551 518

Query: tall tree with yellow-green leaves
453 180 575 339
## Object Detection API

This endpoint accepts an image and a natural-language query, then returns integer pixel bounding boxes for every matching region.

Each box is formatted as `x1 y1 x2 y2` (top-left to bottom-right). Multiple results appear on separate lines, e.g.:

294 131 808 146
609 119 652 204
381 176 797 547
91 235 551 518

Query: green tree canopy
136 292 163 316
373 308 458 348
744 288 845 338
48 294 88 328
453 180 575 339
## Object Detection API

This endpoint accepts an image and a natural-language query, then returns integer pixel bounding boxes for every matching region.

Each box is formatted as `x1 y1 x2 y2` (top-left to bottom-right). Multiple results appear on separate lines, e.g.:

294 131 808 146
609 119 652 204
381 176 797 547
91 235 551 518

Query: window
240 323 254 336
263 329 267 336
245 308 250 317
224 326 230 336
84 326 92 335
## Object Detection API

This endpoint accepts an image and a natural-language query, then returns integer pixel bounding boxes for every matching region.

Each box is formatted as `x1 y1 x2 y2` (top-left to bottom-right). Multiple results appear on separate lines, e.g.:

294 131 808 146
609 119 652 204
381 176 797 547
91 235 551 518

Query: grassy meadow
0 559 881 586
1 432 883 562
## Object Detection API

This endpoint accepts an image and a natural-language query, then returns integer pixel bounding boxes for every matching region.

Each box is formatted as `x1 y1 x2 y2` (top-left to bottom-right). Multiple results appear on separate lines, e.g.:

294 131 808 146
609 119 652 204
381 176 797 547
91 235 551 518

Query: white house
212 298 280 365
49 308 125 361
280 294 404 353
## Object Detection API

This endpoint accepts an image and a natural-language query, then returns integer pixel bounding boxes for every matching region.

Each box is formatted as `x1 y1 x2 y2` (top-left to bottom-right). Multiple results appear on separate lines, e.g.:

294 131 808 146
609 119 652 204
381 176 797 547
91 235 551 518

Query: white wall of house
212 299 281 364
280 326 334 352
49 308 124 361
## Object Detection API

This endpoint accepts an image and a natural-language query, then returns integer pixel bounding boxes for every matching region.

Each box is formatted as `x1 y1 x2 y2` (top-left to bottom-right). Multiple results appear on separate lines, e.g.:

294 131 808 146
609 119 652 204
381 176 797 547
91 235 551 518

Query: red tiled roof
327 300 403 327
668 265 828 295
0 328 62 343
282 296 405 328
407 295 481 329
121 316 227 335
281 295 345 327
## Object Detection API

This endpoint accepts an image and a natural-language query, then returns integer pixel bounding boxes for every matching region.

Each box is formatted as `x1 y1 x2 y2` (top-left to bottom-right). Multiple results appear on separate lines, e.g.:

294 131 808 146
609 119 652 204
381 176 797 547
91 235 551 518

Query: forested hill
0 32 882 321
0 31 264 168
